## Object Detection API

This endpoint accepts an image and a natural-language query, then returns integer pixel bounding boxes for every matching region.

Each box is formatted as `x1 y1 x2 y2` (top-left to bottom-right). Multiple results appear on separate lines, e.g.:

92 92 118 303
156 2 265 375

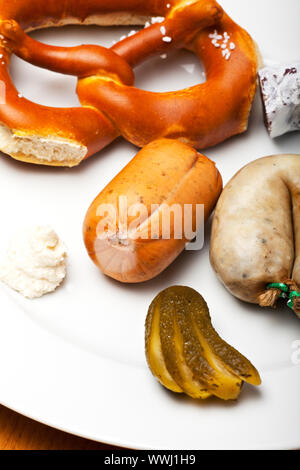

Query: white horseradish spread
0 226 67 298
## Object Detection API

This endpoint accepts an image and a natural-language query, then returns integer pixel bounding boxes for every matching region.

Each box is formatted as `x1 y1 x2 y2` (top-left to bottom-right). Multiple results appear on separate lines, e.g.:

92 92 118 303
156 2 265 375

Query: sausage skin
84 139 222 283
210 154 300 304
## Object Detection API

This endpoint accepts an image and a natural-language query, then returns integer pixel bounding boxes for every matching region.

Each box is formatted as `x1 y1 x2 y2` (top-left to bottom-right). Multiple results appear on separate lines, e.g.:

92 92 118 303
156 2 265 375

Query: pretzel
0 0 259 167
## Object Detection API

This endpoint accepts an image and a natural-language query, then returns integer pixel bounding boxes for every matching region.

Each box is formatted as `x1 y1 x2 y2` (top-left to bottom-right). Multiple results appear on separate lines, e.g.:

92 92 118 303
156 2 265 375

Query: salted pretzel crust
0 0 259 167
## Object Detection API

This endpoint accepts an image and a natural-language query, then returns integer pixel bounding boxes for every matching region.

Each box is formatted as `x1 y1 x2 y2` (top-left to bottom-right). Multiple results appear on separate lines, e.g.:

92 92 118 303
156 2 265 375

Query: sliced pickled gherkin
174 295 243 400
183 289 261 386
159 294 211 399
145 286 261 401
145 295 182 394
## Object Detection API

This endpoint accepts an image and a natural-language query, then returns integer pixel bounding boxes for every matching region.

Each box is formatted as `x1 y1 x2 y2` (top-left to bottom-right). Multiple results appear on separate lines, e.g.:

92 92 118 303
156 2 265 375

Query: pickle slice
188 292 261 386
159 294 212 399
174 295 243 400
145 296 182 393
145 286 261 400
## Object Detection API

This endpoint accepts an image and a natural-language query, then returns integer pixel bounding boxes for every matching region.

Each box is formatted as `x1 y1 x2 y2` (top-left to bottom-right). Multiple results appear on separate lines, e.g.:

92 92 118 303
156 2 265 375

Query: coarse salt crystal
222 49 231 60
160 26 166 35
151 17 165 24
162 36 172 43
209 30 218 39
209 30 223 41
209 30 235 60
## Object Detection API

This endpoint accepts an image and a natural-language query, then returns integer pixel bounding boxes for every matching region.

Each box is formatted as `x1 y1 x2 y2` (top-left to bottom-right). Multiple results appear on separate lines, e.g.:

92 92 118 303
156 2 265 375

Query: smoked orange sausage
83 139 222 283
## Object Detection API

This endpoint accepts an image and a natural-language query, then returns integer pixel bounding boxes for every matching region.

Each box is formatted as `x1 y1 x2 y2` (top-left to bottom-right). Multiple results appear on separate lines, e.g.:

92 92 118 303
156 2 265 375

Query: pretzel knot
0 0 259 167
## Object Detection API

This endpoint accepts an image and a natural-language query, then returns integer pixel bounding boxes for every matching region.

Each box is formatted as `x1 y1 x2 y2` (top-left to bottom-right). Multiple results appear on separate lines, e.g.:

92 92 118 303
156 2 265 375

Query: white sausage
210 154 300 307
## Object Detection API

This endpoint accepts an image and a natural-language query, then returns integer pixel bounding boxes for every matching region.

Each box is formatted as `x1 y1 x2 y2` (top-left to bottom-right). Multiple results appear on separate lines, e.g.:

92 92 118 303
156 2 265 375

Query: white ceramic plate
0 0 299 450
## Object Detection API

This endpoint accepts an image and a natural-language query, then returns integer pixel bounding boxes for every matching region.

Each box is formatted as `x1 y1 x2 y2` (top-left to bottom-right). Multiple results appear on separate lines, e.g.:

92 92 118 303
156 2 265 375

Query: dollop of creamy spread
0 226 67 299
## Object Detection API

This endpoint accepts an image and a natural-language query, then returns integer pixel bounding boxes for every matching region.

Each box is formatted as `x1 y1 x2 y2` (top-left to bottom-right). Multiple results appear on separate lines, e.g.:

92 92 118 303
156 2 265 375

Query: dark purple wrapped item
258 62 300 138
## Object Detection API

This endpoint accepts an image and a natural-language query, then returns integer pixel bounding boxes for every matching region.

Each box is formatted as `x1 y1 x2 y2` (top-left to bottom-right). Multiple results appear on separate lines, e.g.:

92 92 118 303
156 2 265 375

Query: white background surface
0 0 299 450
